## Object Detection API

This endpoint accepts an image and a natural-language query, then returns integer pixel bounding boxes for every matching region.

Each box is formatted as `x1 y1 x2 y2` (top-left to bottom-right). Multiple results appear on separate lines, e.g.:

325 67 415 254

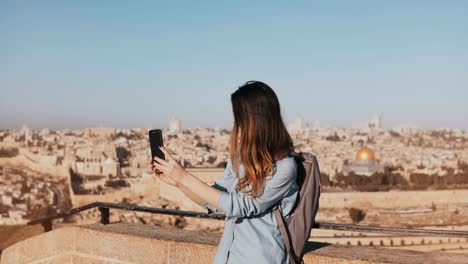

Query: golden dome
355 146 376 161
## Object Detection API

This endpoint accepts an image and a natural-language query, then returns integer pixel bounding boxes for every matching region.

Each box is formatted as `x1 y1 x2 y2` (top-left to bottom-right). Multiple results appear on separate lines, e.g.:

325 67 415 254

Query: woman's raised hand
149 146 188 187
148 158 176 186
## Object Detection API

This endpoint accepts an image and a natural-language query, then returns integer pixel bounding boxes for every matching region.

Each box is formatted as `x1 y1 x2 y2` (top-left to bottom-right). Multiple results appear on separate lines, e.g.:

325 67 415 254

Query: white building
313 120 321 130
20 124 33 143
352 113 383 130
369 113 383 129
169 117 183 133
288 117 308 132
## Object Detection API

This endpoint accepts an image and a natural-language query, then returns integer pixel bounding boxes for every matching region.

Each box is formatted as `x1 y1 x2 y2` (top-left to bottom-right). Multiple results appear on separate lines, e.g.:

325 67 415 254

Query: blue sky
1 1 467 130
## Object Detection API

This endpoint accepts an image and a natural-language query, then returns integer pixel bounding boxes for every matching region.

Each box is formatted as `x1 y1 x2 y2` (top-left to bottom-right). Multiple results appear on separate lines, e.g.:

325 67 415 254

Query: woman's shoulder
271 155 297 179
226 156 296 179
275 155 296 166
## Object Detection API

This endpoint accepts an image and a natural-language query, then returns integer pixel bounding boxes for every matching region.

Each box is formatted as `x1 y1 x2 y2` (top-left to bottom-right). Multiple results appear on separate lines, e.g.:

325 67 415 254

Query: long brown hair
230 81 293 198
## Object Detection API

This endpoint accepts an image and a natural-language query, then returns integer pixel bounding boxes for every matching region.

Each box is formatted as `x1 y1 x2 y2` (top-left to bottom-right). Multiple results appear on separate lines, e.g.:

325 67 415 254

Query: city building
169 117 183 133
369 113 383 129
342 146 388 176
352 114 383 130
288 117 308 132
84 127 116 138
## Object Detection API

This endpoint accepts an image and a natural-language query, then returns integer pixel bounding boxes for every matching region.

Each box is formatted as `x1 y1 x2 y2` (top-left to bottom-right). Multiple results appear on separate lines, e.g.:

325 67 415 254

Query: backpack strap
273 205 302 264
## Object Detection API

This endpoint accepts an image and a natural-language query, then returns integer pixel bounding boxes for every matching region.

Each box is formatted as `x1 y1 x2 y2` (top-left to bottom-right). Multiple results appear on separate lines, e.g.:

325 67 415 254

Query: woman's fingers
154 149 179 171
159 146 174 161
152 166 177 186
148 158 165 175
159 146 169 155
153 156 169 167
150 147 185 187
149 162 159 174
159 147 181 167
154 163 167 174
151 164 163 174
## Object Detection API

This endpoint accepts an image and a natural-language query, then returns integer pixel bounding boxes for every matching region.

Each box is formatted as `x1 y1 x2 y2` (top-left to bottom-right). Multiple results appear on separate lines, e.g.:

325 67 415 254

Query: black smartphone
149 129 165 162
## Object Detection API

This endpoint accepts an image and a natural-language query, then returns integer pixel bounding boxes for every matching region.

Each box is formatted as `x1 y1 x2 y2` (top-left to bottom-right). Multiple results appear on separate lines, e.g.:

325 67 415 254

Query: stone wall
2 223 468 264
319 189 468 209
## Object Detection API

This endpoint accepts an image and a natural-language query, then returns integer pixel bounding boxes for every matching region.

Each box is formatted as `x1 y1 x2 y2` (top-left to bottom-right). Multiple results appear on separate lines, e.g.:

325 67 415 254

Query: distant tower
297 117 308 130
314 120 321 129
367 113 383 129
169 117 183 133
287 117 308 132
20 124 31 136
20 124 33 143
373 113 383 129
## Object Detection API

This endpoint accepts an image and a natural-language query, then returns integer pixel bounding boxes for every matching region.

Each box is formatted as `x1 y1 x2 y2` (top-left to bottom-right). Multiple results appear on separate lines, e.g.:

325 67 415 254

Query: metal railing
27 202 468 238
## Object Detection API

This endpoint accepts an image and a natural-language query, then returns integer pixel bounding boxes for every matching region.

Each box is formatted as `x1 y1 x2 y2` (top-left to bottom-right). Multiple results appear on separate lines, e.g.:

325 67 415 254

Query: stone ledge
2 223 468 264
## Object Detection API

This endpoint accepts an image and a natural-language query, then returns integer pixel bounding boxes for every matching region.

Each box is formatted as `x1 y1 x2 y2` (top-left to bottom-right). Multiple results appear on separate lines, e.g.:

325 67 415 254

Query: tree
0 147 19 157
116 147 131 166
349 207 366 224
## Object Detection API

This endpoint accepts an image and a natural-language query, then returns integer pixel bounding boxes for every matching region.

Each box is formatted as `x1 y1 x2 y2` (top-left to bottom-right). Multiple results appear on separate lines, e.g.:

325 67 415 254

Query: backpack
272 151 322 264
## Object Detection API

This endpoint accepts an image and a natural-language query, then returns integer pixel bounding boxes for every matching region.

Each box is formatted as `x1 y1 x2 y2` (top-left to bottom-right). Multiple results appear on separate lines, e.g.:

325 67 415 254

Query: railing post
41 220 52 232
98 207 109 225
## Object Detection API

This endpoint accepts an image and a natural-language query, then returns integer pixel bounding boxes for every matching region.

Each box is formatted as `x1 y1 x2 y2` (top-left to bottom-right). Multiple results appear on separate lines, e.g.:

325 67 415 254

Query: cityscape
1 113 468 262
0 114 467 216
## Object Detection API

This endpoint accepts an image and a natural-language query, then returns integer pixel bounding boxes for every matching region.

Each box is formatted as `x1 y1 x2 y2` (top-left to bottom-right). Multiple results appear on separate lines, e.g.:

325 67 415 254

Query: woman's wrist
177 170 191 189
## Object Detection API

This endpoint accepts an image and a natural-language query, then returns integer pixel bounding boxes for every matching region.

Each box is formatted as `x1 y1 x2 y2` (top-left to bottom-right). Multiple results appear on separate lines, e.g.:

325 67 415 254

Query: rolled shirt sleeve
216 158 297 218
212 160 235 192
201 160 234 212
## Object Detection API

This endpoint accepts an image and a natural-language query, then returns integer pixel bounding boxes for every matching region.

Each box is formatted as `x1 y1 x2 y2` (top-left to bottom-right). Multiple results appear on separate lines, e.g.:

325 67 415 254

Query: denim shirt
202 156 299 264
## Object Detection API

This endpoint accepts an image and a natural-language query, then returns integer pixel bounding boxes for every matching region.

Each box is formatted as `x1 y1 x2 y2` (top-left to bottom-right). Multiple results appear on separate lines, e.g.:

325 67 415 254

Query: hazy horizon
2 1 467 130
3 119 468 132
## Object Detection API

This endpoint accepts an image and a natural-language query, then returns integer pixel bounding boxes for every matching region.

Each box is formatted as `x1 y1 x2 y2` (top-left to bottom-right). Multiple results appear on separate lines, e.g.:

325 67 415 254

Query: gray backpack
273 151 322 264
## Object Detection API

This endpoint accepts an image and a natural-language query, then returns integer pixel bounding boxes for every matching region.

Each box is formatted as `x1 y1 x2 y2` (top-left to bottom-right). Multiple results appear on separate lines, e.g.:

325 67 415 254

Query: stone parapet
1 223 468 264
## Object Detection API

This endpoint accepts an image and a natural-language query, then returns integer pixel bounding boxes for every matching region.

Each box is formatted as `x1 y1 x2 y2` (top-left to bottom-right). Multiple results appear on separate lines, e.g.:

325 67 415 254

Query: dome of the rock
355 146 376 161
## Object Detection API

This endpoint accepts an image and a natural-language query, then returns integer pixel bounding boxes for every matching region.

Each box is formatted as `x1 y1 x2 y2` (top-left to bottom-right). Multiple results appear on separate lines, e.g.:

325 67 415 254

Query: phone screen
149 129 165 161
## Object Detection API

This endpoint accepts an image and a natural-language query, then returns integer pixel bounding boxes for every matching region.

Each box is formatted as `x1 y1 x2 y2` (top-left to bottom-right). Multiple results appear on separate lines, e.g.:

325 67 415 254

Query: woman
150 81 299 264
